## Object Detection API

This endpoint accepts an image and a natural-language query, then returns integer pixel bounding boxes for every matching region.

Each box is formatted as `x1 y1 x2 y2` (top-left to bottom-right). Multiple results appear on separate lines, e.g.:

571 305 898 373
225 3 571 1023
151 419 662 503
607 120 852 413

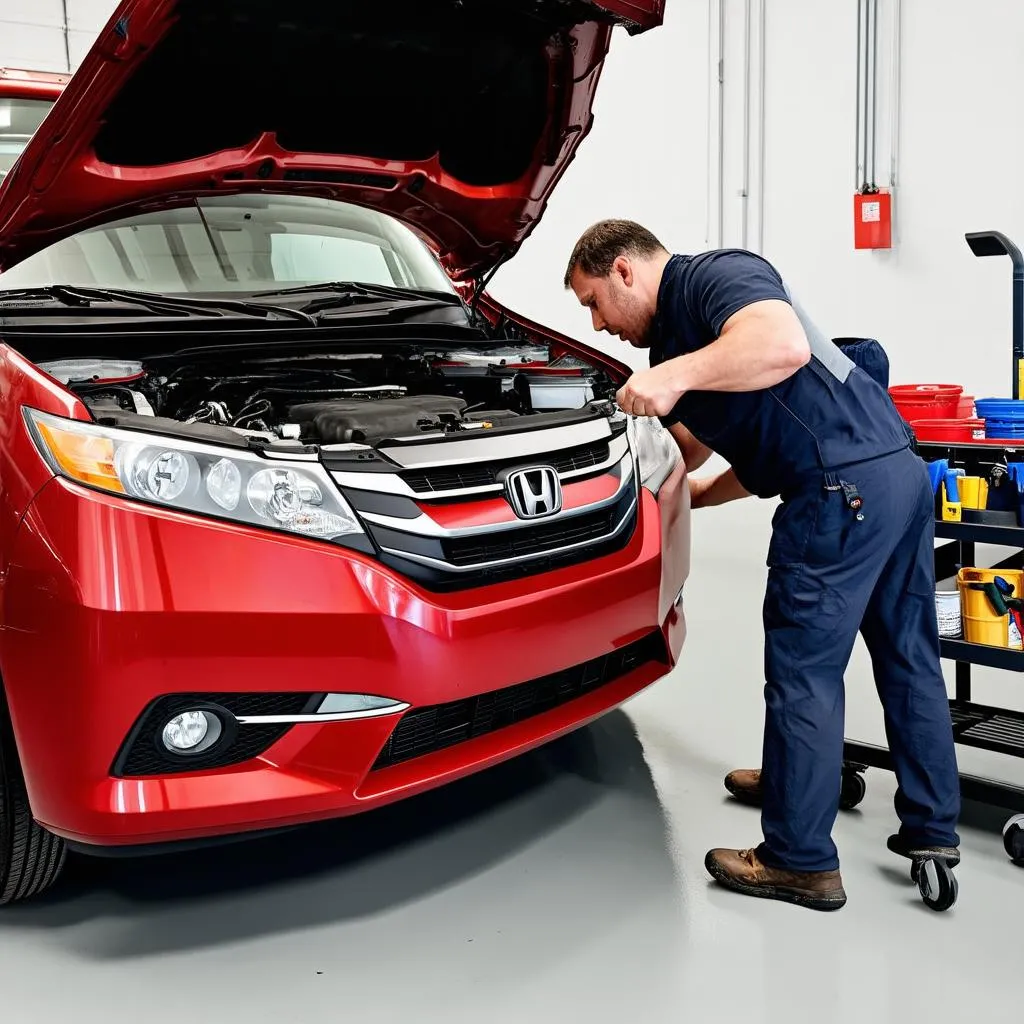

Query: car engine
37 344 618 448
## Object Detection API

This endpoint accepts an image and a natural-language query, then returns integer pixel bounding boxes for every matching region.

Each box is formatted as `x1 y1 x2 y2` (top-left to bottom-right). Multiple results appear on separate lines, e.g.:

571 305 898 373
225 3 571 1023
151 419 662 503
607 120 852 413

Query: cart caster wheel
839 769 866 811
916 858 958 912
1002 814 1024 864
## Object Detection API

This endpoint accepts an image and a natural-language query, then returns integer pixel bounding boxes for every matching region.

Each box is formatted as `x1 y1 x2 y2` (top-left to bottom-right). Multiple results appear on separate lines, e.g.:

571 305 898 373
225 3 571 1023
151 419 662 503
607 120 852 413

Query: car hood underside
0 0 664 281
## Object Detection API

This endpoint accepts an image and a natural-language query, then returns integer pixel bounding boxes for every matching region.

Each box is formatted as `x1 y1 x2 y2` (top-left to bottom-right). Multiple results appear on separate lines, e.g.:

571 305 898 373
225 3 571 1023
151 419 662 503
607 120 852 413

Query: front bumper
1 469 687 849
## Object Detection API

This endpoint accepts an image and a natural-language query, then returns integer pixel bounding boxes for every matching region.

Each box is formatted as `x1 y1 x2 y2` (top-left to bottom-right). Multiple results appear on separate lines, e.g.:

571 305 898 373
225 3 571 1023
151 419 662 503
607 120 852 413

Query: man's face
570 258 655 348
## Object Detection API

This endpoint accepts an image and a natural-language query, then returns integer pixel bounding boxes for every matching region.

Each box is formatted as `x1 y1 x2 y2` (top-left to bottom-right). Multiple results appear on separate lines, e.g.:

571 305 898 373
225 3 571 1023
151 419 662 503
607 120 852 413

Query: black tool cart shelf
842 229 1024 875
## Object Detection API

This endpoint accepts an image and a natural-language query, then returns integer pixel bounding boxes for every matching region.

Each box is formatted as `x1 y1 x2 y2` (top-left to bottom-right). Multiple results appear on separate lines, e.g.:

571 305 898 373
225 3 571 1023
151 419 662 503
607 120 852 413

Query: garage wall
494 0 1024 400
0 0 115 74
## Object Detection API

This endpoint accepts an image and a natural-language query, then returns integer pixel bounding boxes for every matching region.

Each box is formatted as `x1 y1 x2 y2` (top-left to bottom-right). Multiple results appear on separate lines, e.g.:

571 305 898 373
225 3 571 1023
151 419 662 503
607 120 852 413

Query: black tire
1003 814 1024 864
917 858 958 912
0 692 66 906
839 770 866 811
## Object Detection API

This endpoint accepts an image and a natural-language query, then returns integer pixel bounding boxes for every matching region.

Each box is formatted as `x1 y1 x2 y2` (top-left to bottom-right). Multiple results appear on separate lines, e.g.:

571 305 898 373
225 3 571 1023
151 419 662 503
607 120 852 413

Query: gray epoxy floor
2 500 1023 1020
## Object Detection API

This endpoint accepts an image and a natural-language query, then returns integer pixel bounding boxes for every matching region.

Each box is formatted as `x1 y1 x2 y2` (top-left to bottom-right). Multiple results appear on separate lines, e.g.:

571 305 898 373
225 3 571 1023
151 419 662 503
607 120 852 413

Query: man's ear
612 255 633 287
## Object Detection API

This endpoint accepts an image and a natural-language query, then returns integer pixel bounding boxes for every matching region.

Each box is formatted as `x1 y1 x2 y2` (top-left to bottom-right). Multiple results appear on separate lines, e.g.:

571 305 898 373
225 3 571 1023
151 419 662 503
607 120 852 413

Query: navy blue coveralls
652 249 961 872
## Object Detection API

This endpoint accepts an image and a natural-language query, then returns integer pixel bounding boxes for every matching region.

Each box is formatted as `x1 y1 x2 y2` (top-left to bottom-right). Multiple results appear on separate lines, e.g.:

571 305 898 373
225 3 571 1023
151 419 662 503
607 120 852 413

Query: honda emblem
504 466 562 519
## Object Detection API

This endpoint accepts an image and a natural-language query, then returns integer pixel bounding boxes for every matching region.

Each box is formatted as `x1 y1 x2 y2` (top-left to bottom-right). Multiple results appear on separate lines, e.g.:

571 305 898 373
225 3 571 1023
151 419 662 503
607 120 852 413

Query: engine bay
37 343 620 449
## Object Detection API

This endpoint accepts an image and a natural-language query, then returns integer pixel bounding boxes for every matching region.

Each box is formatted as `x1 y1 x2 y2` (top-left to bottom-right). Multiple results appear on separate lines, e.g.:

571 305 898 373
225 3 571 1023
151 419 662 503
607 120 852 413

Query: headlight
629 416 682 494
25 409 364 542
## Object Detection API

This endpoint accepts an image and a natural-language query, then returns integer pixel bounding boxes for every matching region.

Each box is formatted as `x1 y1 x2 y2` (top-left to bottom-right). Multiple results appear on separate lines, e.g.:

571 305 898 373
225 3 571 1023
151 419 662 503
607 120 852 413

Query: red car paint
0 0 687 899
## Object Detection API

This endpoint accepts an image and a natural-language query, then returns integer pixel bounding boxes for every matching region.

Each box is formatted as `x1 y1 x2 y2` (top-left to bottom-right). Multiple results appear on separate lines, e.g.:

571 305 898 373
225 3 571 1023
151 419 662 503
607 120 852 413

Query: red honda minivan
0 0 687 905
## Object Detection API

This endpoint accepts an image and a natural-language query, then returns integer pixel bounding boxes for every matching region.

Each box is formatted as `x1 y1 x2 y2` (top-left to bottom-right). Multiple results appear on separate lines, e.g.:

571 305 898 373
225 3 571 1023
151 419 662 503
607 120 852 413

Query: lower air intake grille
113 692 320 777
372 631 665 770
442 502 622 566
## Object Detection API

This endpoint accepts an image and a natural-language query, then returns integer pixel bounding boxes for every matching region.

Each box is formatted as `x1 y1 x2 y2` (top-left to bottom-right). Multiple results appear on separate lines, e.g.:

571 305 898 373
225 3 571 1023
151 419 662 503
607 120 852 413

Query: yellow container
962 613 1009 648
957 568 1024 648
959 476 989 510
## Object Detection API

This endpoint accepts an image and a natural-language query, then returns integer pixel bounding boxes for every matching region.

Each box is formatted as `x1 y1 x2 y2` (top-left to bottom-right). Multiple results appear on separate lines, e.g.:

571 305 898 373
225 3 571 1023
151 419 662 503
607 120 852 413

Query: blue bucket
976 399 1024 439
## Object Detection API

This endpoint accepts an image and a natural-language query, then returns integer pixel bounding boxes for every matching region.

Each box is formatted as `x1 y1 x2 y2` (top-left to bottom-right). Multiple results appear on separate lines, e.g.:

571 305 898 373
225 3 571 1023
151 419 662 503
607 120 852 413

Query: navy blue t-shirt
648 249 910 498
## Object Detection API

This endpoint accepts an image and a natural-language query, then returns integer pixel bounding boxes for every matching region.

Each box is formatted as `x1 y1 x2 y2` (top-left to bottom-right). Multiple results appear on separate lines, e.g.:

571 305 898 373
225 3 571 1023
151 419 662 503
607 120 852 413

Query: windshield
0 96 53 178
0 193 457 295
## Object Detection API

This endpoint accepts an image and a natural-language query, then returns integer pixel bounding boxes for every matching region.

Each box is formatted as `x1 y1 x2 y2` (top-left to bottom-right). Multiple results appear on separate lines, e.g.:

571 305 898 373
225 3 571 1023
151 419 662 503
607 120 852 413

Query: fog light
161 710 222 754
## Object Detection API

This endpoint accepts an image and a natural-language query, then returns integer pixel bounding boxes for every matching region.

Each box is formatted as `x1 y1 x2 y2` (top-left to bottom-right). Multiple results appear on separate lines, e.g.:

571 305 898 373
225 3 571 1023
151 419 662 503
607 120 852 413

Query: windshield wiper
0 285 318 325
252 280 465 313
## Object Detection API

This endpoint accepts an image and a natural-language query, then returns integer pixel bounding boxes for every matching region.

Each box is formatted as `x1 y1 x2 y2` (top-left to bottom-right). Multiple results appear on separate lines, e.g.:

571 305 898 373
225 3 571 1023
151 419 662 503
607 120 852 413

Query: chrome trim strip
236 703 410 725
331 433 630 499
379 495 638 573
376 417 612 469
361 456 633 538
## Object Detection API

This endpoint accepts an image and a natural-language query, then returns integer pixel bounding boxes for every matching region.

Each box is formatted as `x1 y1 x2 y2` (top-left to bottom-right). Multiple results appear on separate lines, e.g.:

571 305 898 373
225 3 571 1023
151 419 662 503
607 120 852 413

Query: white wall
495 0 1024 391
0 0 114 73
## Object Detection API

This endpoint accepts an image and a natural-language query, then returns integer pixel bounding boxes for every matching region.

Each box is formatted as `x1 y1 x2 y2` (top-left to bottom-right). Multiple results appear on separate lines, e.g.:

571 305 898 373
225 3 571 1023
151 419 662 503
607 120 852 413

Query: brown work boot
724 768 763 806
705 847 847 911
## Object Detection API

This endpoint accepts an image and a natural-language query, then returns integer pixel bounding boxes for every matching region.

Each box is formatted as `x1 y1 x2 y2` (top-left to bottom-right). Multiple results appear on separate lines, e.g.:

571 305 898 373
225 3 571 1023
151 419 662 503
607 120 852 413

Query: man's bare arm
666 299 811 394
616 300 812 417
690 468 753 508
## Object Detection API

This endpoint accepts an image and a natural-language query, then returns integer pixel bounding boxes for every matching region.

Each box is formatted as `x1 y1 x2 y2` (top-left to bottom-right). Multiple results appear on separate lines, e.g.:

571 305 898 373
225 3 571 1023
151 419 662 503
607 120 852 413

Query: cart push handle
966 230 1024 400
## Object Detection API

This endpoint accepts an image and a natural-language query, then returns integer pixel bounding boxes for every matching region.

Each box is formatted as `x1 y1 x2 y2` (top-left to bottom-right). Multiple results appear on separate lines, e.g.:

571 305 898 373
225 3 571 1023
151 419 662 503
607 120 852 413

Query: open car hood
0 0 664 282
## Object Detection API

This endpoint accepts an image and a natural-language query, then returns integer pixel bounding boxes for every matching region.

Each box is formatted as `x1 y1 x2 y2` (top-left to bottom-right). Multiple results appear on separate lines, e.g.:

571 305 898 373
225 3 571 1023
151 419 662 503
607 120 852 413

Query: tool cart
841 229 1024 911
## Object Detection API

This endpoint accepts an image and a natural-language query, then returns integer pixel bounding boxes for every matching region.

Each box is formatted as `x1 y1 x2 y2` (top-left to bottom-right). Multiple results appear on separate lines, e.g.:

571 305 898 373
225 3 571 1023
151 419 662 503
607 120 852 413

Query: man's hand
615 362 685 418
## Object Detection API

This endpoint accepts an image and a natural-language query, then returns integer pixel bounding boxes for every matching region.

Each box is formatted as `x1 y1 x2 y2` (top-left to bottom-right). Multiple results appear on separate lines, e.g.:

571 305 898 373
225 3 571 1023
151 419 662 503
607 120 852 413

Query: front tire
0 692 66 905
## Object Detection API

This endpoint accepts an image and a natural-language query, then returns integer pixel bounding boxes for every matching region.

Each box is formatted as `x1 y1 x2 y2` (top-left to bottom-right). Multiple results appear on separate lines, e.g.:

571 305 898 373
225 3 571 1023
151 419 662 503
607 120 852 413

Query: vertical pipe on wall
716 0 725 246
889 0 902 187
868 0 878 188
705 0 714 246
757 0 766 253
741 0 752 249
855 0 864 190
61 0 71 72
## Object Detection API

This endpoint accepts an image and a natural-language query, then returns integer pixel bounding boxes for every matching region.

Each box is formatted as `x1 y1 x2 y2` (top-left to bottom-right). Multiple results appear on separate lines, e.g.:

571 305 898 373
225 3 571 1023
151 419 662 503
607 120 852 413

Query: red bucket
910 418 985 443
889 384 963 420
958 395 975 418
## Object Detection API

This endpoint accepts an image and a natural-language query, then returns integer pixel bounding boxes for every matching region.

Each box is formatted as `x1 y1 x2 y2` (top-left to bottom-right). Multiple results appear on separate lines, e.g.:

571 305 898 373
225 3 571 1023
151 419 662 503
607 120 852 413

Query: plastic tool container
911 418 986 443
975 398 1024 440
889 384 964 421
957 568 1024 648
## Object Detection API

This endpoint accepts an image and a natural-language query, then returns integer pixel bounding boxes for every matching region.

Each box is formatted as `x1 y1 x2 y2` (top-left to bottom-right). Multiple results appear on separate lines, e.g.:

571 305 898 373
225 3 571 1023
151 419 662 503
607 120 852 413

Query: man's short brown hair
563 219 668 288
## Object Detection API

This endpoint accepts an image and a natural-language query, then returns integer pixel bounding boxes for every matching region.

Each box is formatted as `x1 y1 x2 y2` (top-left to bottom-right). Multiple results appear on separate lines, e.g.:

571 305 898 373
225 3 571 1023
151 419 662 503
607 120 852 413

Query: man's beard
629 311 654 348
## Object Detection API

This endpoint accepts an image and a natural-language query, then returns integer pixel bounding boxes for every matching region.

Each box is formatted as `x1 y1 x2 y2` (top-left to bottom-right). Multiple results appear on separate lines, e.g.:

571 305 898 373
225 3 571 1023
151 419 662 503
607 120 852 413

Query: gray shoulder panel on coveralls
782 281 853 384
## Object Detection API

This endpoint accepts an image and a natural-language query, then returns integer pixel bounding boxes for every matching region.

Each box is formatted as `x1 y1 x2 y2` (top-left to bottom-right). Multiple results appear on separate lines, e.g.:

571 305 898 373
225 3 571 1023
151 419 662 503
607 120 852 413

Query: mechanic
563 219 962 911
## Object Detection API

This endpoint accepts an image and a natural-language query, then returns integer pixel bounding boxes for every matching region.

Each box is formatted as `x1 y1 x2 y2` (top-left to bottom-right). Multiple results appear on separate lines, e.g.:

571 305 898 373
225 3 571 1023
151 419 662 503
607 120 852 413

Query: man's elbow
778 332 811 375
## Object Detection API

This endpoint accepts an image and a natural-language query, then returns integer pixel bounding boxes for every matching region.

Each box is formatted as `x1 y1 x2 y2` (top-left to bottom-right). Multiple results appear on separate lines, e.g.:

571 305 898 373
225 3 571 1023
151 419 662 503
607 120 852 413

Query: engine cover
287 395 469 444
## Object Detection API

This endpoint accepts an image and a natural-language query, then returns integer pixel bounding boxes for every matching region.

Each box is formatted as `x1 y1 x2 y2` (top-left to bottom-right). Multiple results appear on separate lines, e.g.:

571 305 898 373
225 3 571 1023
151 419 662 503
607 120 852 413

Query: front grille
401 438 610 494
442 502 623 566
374 488 638 591
112 692 320 777
372 631 665 770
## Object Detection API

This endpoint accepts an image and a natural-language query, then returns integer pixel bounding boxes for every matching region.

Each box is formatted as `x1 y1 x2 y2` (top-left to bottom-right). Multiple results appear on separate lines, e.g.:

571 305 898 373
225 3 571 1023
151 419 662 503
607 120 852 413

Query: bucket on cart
889 384 964 421
911 418 985 443
957 568 1024 648
975 398 1024 439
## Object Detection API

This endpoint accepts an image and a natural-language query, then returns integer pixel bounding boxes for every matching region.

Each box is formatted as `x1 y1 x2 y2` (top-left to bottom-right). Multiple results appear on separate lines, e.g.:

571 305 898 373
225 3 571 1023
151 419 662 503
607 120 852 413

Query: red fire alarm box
854 190 892 249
